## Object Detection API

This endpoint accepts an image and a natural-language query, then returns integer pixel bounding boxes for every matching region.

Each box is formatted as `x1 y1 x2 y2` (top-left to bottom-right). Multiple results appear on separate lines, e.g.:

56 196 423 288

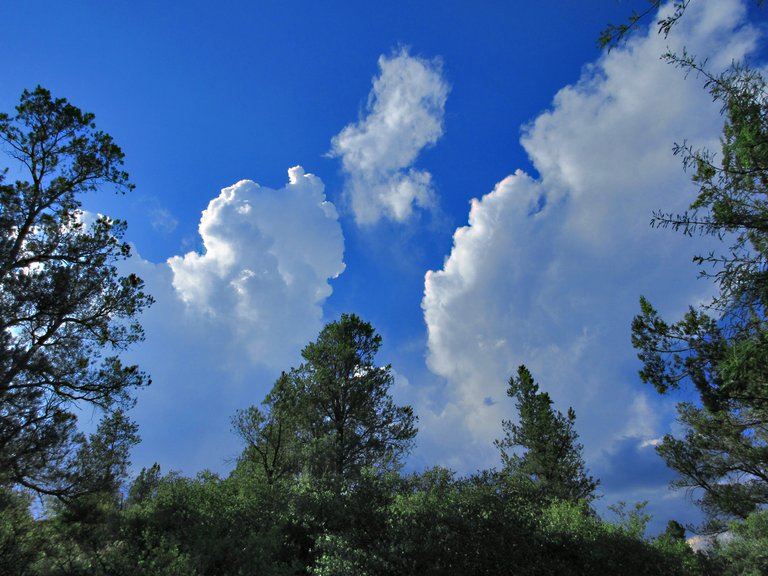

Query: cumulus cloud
421 0 758 501
121 168 345 474
167 166 345 370
330 48 449 224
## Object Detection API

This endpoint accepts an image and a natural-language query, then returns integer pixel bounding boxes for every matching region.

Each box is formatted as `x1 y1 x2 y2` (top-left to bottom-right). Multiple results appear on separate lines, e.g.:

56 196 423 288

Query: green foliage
657 402 768 524
310 533 374 576
120 469 296 576
18 456 701 576
291 313 417 483
607 500 652 540
0 86 152 497
710 508 768 575
22 412 140 575
0 487 40 575
307 467 702 576
661 519 687 543
351 468 544 576
126 463 162 507
598 0 703 50
599 1 766 50
631 59 768 529
655 58 768 315
533 499 704 576
495 365 598 505
238 314 417 490
231 373 301 486
68 410 140 499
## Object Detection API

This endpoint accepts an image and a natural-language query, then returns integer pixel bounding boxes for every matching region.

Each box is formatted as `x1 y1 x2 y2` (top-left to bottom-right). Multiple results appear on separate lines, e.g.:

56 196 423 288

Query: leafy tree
495 365 598 504
126 462 163 507
227 315 416 571
384 469 544 576
0 487 40 574
709 508 768 576
607 500 652 540
631 60 768 529
66 409 140 500
289 468 403 574
320 467 543 576
231 373 301 486
310 468 701 576
535 498 703 576
119 469 296 576
27 411 140 575
255 314 417 487
597 0 768 536
0 86 152 497
660 519 687 544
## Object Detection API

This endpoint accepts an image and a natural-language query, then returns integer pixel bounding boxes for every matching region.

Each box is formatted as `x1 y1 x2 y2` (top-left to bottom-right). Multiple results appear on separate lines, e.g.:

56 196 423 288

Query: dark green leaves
632 45 768 530
495 366 598 505
235 314 417 490
0 87 151 497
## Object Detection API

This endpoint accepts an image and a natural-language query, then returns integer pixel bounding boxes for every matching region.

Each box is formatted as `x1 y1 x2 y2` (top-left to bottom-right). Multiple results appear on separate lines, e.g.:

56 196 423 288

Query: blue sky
3 0 767 534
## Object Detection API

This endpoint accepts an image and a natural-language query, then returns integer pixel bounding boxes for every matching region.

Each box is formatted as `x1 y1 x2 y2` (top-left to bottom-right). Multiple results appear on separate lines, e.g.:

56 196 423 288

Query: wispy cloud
330 48 449 224
149 206 178 234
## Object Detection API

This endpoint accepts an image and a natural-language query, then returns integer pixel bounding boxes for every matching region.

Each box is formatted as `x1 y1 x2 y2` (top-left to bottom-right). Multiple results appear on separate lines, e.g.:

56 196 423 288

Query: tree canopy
495 365 598 505
235 313 417 488
631 47 768 529
0 86 151 497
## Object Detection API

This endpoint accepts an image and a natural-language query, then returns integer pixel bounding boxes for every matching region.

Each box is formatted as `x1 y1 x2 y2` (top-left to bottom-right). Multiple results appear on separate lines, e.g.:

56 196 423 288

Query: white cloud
121 167 345 475
330 48 449 224
167 166 345 370
421 0 757 481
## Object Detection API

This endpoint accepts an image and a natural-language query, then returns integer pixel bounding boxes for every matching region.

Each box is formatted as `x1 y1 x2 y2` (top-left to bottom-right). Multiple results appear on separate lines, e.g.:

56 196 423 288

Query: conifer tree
496 365 598 504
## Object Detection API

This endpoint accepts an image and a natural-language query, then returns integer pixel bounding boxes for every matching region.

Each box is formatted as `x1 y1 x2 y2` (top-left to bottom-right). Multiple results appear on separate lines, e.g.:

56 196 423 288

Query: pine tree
495 365 598 504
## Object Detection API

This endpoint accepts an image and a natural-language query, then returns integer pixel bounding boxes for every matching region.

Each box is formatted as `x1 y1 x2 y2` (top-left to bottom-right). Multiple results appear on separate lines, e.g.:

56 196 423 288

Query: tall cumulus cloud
420 0 759 522
124 167 345 474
